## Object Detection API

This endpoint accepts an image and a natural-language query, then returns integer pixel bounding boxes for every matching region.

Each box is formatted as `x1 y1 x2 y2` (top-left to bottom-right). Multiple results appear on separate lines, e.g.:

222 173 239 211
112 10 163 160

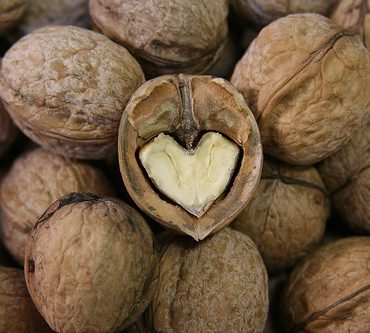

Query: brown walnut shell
118 74 262 240
231 13 370 165
281 237 370 332
25 193 159 333
148 228 268 333
319 123 370 232
0 102 17 158
0 0 27 35
0 148 115 265
232 156 329 273
0 266 52 333
89 0 228 77
0 25 145 159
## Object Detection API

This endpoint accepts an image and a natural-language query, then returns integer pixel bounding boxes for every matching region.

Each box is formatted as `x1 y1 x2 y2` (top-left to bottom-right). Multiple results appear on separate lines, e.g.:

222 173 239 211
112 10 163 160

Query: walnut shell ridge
0 0 27 35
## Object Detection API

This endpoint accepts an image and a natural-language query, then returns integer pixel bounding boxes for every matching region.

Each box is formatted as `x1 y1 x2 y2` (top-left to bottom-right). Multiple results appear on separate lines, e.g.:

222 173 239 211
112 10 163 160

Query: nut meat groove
118 74 262 240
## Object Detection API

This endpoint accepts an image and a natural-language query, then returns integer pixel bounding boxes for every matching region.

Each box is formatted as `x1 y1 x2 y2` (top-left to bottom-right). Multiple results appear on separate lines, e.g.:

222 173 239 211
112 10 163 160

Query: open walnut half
118 75 262 240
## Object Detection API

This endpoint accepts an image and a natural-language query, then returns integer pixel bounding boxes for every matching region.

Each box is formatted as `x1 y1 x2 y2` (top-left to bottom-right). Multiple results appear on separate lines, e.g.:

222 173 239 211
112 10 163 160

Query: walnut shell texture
0 0 27 35
149 228 268 333
89 0 228 77
0 26 145 159
25 193 159 333
232 157 329 273
231 13 370 165
319 123 370 232
0 102 17 157
119 74 262 240
281 237 370 332
0 266 52 333
0 148 115 265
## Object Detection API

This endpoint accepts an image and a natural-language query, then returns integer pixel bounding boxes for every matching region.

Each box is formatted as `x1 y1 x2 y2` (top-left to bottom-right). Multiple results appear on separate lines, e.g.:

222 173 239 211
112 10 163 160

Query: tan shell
0 0 27 35
281 237 370 332
0 102 17 157
89 0 228 77
0 148 115 265
0 25 145 159
148 228 268 333
332 0 370 49
231 0 338 27
231 14 370 165
25 193 159 333
232 157 329 273
319 123 370 232
0 266 52 333
118 74 262 240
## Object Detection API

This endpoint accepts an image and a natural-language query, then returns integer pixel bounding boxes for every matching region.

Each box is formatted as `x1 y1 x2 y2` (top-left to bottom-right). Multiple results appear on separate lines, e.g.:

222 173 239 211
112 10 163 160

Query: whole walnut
0 148 115 265
231 14 370 165
319 123 370 232
231 0 338 27
0 266 52 332
25 193 159 333
281 237 370 332
0 26 145 159
148 228 268 333
0 102 17 158
0 0 27 35
232 157 329 273
89 0 228 77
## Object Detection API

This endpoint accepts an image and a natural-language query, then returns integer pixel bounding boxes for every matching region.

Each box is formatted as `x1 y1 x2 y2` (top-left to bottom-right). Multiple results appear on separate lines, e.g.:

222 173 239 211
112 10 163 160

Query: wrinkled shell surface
0 148 115 265
231 14 370 165
0 266 52 333
231 0 338 26
0 0 27 35
319 123 370 232
0 26 145 159
25 193 159 333
281 237 370 332
149 228 268 333
89 0 228 76
0 102 17 157
119 74 262 240
232 157 329 273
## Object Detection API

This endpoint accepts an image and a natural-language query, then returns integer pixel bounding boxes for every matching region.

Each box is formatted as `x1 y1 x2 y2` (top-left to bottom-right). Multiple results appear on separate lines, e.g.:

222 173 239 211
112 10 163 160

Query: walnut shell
319 123 370 232
0 101 17 158
89 0 228 77
0 0 27 35
118 74 262 240
231 0 338 27
0 148 115 265
232 157 329 273
24 193 159 333
231 14 370 165
148 228 268 333
0 266 52 332
0 26 145 159
281 237 370 332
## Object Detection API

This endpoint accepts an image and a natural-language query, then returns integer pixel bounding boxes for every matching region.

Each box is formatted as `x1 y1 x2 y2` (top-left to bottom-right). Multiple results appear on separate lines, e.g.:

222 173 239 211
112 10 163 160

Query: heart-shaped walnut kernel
140 132 239 217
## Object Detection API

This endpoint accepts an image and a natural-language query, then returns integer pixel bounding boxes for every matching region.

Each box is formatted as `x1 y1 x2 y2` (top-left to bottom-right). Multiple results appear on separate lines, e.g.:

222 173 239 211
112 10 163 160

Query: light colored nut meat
232 157 329 273
0 26 145 159
0 148 115 265
0 102 17 157
281 237 370 332
231 14 370 165
25 193 159 333
0 0 27 35
319 123 370 232
89 0 228 76
149 228 268 333
0 266 52 333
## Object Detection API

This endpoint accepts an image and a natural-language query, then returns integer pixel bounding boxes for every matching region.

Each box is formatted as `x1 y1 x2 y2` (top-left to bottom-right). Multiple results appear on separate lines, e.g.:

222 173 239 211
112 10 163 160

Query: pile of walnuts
0 0 369 332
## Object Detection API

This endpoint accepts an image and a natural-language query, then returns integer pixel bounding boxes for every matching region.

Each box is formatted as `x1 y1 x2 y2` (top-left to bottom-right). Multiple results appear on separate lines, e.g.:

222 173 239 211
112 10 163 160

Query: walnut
147 228 268 333
24 193 159 333
89 0 228 77
0 26 145 159
319 123 370 233
118 74 262 240
232 156 329 273
231 14 370 165
0 148 115 265
0 101 17 158
281 237 370 332
0 0 27 35
0 266 52 332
